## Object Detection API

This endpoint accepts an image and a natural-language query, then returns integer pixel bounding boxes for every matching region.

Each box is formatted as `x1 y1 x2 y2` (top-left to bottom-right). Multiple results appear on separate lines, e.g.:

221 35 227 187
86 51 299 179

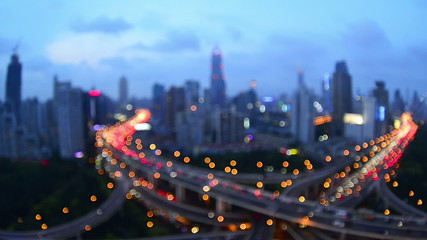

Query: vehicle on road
332 220 345 228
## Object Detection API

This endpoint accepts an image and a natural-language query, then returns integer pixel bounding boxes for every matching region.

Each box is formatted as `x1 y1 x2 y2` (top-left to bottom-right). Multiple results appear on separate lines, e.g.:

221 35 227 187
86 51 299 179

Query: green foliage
0 157 179 238
390 125 427 211
0 158 109 231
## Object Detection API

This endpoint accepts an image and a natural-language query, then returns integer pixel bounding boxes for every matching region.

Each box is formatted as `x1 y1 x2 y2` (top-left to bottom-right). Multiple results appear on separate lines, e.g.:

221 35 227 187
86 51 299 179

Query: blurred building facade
332 61 353 136
54 78 85 159
291 72 315 143
5 52 22 124
210 47 226 109
118 76 128 112
372 81 390 137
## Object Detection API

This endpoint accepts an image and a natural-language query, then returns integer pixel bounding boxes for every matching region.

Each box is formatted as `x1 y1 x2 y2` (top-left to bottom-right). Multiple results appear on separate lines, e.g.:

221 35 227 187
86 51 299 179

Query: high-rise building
392 89 405 118
410 91 425 120
84 89 115 126
362 97 376 140
39 99 58 154
372 81 389 136
210 47 226 108
203 88 211 106
185 80 200 108
344 96 375 143
233 88 257 116
175 110 203 150
332 61 353 136
152 83 166 125
5 52 22 124
0 103 18 158
165 86 185 130
321 73 332 114
54 77 85 159
21 98 41 137
119 76 128 109
291 71 315 143
209 107 244 145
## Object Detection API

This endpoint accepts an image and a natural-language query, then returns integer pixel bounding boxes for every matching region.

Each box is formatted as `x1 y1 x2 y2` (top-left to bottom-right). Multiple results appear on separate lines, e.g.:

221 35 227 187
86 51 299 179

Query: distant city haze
0 1 426 101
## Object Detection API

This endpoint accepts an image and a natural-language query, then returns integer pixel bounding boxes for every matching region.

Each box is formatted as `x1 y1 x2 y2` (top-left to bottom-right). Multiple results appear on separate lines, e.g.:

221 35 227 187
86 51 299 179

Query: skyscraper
292 71 315 143
392 89 405 118
210 47 226 108
410 91 425 119
165 86 185 129
233 88 257 116
372 81 389 136
54 77 85 159
152 83 166 125
0 103 18 158
332 61 353 136
5 51 22 124
185 80 200 108
321 73 332 114
119 76 128 109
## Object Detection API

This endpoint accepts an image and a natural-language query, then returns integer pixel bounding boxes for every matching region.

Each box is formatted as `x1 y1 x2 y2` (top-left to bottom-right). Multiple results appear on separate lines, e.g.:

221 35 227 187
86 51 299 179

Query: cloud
129 42 148 50
131 31 201 52
225 26 243 41
100 56 147 71
70 16 132 34
267 33 329 72
157 31 201 51
25 55 54 71
342 19 390 50
408 44 427 63
100 56 133 70
213 34 331 98
46 34 124 66
334 21 427 95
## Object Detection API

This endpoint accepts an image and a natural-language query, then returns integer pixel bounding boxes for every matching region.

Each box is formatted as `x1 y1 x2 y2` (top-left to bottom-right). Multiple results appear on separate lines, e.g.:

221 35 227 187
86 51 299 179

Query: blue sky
0 1 426 101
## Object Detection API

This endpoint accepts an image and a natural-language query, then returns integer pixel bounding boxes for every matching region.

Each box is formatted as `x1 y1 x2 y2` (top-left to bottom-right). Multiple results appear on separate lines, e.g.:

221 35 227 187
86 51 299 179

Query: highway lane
333 180 378 208
378 179 427 218
99 110 427 239
112 147 427 240
103 159 250 226
284 137 369 198
321 114 418 209
284 153 356 197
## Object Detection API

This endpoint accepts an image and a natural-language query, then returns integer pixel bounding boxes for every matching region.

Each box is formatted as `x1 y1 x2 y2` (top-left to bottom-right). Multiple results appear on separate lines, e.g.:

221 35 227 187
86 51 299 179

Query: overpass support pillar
147 173 157 190
303 189 309 198
175 184 186 202
313 185 319 197
216 198 230 213
339 232 346 240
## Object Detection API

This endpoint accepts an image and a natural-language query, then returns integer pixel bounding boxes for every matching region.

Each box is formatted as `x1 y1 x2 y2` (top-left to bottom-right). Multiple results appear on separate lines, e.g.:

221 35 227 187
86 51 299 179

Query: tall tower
332 61 352 136
210 46 226 108
372 81 389 137
54 77 84 159
185 80 200 107
291 71 315 143
392 89 405 118
322 73 332 114
165 86 185 129
5 51 22 124
152 83 166 125
119 76 128 108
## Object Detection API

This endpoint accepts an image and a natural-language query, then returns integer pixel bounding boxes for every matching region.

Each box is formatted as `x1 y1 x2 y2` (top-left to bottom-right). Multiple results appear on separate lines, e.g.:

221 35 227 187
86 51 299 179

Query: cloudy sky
0 1 426 101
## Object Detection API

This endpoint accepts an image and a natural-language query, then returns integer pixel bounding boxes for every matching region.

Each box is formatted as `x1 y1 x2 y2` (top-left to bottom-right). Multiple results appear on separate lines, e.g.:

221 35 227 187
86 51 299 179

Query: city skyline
2 2 427 238
0 1 426 101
